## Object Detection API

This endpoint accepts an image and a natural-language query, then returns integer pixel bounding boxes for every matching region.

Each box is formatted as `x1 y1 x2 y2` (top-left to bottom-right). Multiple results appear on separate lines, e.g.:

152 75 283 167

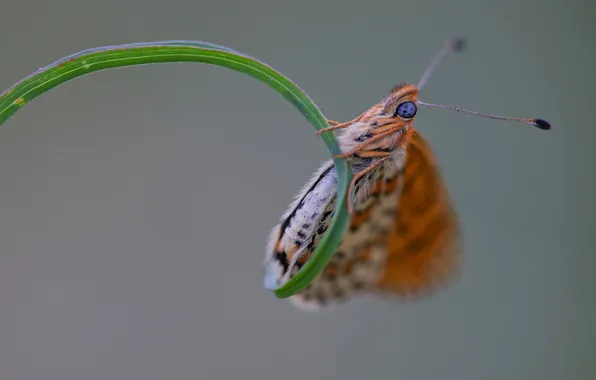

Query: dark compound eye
396 101 417 119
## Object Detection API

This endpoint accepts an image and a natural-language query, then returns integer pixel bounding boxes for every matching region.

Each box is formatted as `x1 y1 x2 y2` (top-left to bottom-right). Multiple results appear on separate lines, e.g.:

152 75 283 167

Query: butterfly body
264 84 460 310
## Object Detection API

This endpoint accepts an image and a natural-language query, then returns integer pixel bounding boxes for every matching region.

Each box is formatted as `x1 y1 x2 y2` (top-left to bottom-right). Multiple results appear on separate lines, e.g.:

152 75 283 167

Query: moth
264 38 551 311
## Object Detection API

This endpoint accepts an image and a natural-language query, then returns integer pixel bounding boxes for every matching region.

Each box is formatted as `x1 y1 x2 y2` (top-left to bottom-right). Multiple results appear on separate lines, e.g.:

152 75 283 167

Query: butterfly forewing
373 131 461 297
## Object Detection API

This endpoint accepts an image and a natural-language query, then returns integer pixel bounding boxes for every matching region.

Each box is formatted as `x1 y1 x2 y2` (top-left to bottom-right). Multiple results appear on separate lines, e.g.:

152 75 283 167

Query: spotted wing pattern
289 161 402 310
264 131 460 310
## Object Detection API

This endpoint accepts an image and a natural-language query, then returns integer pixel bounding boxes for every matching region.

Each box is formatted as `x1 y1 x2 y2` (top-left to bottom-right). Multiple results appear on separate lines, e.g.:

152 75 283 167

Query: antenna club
533 119 551 130
449 38 466 53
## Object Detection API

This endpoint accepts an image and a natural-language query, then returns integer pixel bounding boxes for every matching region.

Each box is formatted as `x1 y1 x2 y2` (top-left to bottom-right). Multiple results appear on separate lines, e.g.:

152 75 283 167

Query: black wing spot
274 251 289 273
382 208 396 217
333 287 345 299
317 225 328 235
315 290 327 304
352 280 365 290
321 210 333 222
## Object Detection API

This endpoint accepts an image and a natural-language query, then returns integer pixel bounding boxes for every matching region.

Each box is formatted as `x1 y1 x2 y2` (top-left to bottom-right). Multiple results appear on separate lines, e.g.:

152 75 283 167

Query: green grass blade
0 41 351 299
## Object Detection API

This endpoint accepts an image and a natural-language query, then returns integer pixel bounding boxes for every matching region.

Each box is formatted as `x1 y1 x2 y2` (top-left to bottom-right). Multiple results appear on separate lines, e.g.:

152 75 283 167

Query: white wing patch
263 160 337 291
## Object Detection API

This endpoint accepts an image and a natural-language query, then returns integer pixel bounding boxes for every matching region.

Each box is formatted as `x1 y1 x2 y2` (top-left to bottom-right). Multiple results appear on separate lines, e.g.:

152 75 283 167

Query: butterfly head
334 84 420 159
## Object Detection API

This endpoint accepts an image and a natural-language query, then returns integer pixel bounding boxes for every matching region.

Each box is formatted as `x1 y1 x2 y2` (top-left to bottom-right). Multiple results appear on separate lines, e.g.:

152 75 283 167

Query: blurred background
0 0 594 379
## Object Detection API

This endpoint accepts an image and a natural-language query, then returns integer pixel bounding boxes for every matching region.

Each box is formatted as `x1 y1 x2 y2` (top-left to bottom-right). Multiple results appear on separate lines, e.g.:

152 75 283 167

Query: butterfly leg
347 154 390 215
317 121 354 136
317 111 369 136
333 125 401 159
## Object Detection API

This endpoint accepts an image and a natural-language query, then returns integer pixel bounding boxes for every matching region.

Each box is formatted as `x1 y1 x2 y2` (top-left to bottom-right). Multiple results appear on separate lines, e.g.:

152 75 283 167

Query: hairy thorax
339 119 410 175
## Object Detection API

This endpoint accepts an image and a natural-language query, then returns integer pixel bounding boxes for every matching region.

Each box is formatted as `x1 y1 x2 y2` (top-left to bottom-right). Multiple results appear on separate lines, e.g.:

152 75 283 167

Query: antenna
418 38 466 90
417 37 551 131
417 101 551 130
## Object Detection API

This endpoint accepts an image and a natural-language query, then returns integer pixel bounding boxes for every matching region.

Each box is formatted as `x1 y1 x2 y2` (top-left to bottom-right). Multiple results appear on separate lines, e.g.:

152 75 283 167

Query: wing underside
265 131 461 310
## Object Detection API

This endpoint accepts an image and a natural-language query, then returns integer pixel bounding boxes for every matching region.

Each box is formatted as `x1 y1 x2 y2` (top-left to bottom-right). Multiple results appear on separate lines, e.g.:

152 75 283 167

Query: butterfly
263 38 551 311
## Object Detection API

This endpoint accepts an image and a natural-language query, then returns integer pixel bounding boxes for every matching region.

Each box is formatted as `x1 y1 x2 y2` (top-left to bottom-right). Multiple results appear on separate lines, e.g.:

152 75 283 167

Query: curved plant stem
0 41 352 299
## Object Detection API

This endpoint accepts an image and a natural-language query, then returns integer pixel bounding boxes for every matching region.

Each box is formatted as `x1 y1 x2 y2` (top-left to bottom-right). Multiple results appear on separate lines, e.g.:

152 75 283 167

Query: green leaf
0 40 352 299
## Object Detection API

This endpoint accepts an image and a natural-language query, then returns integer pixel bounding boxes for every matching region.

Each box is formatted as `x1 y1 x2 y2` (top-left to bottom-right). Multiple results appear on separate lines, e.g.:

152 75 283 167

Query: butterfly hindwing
289 155 406 310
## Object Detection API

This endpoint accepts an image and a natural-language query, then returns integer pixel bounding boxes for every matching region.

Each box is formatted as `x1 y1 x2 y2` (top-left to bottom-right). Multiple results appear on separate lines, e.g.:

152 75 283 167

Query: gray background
0 0 594 379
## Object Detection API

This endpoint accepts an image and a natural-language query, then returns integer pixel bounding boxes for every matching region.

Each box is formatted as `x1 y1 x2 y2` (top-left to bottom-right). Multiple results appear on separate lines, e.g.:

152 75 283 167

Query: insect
264 38 551 311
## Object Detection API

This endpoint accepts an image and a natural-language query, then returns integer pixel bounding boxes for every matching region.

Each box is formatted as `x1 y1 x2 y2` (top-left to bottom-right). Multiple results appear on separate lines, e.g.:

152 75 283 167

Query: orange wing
373 131 461 297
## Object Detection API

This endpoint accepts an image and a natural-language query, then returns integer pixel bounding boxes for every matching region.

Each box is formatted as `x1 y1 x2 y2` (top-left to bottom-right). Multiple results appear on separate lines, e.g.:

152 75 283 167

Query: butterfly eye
396 101 417 119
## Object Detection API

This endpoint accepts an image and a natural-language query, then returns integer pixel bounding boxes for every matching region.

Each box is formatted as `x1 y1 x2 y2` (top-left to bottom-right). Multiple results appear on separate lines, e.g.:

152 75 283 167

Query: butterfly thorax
339 120 410 175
